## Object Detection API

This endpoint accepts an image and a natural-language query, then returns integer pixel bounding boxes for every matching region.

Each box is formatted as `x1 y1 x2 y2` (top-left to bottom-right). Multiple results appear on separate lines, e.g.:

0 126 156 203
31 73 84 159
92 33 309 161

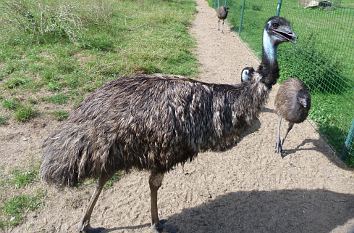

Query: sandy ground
2 0 354 232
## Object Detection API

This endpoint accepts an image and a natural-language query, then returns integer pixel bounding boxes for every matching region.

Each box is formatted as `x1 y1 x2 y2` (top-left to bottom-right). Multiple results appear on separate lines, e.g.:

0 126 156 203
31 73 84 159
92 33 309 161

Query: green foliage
4 76 30 89
52 110 69 121
0 116 8 125
2 98 20 110
11 169 38 188
46 94 68 105
15 106 37 122
104 171 122 189
1 192 44 227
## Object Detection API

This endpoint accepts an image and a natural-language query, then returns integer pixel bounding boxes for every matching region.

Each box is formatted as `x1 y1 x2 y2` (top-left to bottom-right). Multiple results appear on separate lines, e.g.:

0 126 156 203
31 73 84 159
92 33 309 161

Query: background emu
275 78 311 154
41 16 295 233
216 5 229 32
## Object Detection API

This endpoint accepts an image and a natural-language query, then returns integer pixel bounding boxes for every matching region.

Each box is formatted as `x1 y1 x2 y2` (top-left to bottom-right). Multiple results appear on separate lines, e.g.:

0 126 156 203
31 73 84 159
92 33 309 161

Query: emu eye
272 22 279 29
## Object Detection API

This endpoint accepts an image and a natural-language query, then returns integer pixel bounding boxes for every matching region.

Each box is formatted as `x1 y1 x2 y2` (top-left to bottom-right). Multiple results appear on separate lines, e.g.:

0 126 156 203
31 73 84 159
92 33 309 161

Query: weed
2 191 44 227
2 99 20 110
46 94 68 105
4 76 29 89
52 110 69 121
104 171 122 189
15 106 37 122
11 169 38 188
0 116 8 125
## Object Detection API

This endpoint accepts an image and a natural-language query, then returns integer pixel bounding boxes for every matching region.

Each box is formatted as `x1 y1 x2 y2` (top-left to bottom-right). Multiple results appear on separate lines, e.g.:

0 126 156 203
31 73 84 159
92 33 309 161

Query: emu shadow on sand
41 16 296 233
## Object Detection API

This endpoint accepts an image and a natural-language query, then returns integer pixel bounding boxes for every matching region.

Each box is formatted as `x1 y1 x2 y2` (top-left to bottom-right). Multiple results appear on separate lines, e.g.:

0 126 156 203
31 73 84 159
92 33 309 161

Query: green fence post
276 0 282 16
342 120 354 160
239 0 246 33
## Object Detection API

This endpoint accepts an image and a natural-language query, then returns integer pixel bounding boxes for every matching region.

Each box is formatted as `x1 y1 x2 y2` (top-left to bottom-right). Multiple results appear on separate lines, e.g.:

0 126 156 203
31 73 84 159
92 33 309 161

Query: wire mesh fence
210 0 354 165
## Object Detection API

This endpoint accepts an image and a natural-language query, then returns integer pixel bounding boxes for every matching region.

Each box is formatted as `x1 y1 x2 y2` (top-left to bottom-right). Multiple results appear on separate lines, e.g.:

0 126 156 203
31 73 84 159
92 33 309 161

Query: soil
2 0 354 232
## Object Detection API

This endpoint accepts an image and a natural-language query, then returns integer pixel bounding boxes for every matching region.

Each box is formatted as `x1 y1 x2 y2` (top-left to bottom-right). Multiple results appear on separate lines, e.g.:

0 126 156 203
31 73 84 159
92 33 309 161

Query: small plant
2 192 44 227
52 110 69 121
15 106 37 122
46 94 68 105
11 169 38 188
2 99 20 110
104 171 122 189
0 116 8 125
4 76 29 89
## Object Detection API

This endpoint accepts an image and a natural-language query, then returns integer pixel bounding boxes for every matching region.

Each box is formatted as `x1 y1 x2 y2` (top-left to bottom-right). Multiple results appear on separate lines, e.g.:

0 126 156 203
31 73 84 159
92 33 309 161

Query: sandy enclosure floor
2 0 354 232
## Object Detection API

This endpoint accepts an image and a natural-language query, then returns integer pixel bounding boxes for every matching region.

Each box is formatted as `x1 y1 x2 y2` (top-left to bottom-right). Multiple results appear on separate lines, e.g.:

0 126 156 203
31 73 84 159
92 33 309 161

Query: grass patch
45 94 69 105
104 171 123 189
0 116 8 125
10 169 38 189
52 110 69 121
15 106 37 122
2 98 20 110
0 0 198 124
1 191 44 228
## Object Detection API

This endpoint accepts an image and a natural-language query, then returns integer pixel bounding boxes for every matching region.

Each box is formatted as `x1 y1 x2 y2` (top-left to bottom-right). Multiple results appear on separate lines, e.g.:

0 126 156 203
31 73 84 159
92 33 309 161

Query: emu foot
79 223 106 233
275 138 283 154
151 219 178 233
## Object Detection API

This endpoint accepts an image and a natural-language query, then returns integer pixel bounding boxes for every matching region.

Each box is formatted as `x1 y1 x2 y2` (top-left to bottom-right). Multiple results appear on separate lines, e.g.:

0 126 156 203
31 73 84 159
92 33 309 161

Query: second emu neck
258 30 280 88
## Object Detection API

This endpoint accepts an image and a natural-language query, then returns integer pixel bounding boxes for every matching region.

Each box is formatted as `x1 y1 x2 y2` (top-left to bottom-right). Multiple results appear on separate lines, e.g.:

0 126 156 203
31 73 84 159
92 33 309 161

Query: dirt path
7 0 354 232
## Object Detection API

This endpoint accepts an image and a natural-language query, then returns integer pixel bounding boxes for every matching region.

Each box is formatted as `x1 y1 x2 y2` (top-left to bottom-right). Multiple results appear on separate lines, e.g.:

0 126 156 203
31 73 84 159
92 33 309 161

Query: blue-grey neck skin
262 29 277 64
257 29 280 89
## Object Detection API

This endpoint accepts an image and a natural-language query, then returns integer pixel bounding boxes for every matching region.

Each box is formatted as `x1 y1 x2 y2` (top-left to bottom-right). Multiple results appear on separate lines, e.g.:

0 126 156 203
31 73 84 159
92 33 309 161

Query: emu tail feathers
41 123 113 187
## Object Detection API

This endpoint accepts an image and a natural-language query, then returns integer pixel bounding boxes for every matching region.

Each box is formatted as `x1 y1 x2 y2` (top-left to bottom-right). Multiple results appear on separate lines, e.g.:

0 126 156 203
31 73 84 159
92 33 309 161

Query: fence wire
211 0 354 164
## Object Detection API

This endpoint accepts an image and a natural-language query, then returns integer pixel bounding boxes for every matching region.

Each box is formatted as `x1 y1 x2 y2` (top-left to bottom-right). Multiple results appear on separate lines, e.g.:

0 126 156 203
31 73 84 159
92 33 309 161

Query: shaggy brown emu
274 78 311 154
41 16 295 233
216 5 229 32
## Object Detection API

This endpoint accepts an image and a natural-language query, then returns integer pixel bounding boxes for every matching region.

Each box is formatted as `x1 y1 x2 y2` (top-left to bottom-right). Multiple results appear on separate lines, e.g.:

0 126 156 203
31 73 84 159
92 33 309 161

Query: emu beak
273 27 297 43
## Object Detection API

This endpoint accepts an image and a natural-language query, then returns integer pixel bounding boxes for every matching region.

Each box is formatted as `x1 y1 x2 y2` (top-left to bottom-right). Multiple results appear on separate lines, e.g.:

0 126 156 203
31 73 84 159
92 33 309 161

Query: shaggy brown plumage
41 74 269 186
40 16 296 233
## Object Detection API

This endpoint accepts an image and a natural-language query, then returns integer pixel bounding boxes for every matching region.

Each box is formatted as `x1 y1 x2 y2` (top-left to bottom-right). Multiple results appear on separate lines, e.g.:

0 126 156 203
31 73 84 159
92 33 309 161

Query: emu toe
151 219 177 233
79 224 106 233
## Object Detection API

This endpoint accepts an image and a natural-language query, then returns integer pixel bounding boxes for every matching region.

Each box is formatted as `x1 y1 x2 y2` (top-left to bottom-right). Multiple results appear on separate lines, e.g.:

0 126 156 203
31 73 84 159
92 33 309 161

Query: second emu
41 16 296 233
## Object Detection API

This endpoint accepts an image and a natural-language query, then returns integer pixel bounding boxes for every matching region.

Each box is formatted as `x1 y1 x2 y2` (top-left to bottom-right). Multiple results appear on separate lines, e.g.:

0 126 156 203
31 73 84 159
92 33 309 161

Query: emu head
264 16 296 46
296 90 311 109
241 67 255 83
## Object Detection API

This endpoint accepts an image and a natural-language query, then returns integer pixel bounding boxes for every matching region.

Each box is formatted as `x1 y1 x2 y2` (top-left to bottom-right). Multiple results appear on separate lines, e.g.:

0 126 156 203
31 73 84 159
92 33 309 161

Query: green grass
1 192 44 228
0 0 198 124
210 0 354 165
51 110 69 121
0 116 8 125
10 169 38 189
14 106 37 122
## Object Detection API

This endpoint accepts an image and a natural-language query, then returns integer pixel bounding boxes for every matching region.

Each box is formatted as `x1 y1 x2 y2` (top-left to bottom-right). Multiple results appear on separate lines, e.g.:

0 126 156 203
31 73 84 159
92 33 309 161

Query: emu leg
78 175 110 233
149 171 164 232
275 116 283 154
222 20 225 33
218 19 220 30
281 122 294 148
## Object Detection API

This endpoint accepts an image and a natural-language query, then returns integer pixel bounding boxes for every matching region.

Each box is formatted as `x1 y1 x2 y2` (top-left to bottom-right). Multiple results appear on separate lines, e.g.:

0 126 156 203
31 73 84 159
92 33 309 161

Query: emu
40 16 295 233
216 5 229 32
274 78 311 154
241 66 255 83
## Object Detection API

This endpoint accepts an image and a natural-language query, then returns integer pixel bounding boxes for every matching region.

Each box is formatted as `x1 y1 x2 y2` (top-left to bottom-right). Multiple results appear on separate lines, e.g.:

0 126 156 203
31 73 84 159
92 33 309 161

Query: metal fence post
342 119 354 159
276 0 282 16
239 0 246 33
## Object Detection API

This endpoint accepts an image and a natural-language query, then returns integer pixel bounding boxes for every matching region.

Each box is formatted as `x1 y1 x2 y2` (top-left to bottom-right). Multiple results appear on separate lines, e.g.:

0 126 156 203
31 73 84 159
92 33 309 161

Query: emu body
274 78 311 154
216 6 229 32
41 16 295 233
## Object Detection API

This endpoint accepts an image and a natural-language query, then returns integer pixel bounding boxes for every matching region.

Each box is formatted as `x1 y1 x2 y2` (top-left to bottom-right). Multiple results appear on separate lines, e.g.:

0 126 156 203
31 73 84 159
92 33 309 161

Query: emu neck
258 30 279 88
